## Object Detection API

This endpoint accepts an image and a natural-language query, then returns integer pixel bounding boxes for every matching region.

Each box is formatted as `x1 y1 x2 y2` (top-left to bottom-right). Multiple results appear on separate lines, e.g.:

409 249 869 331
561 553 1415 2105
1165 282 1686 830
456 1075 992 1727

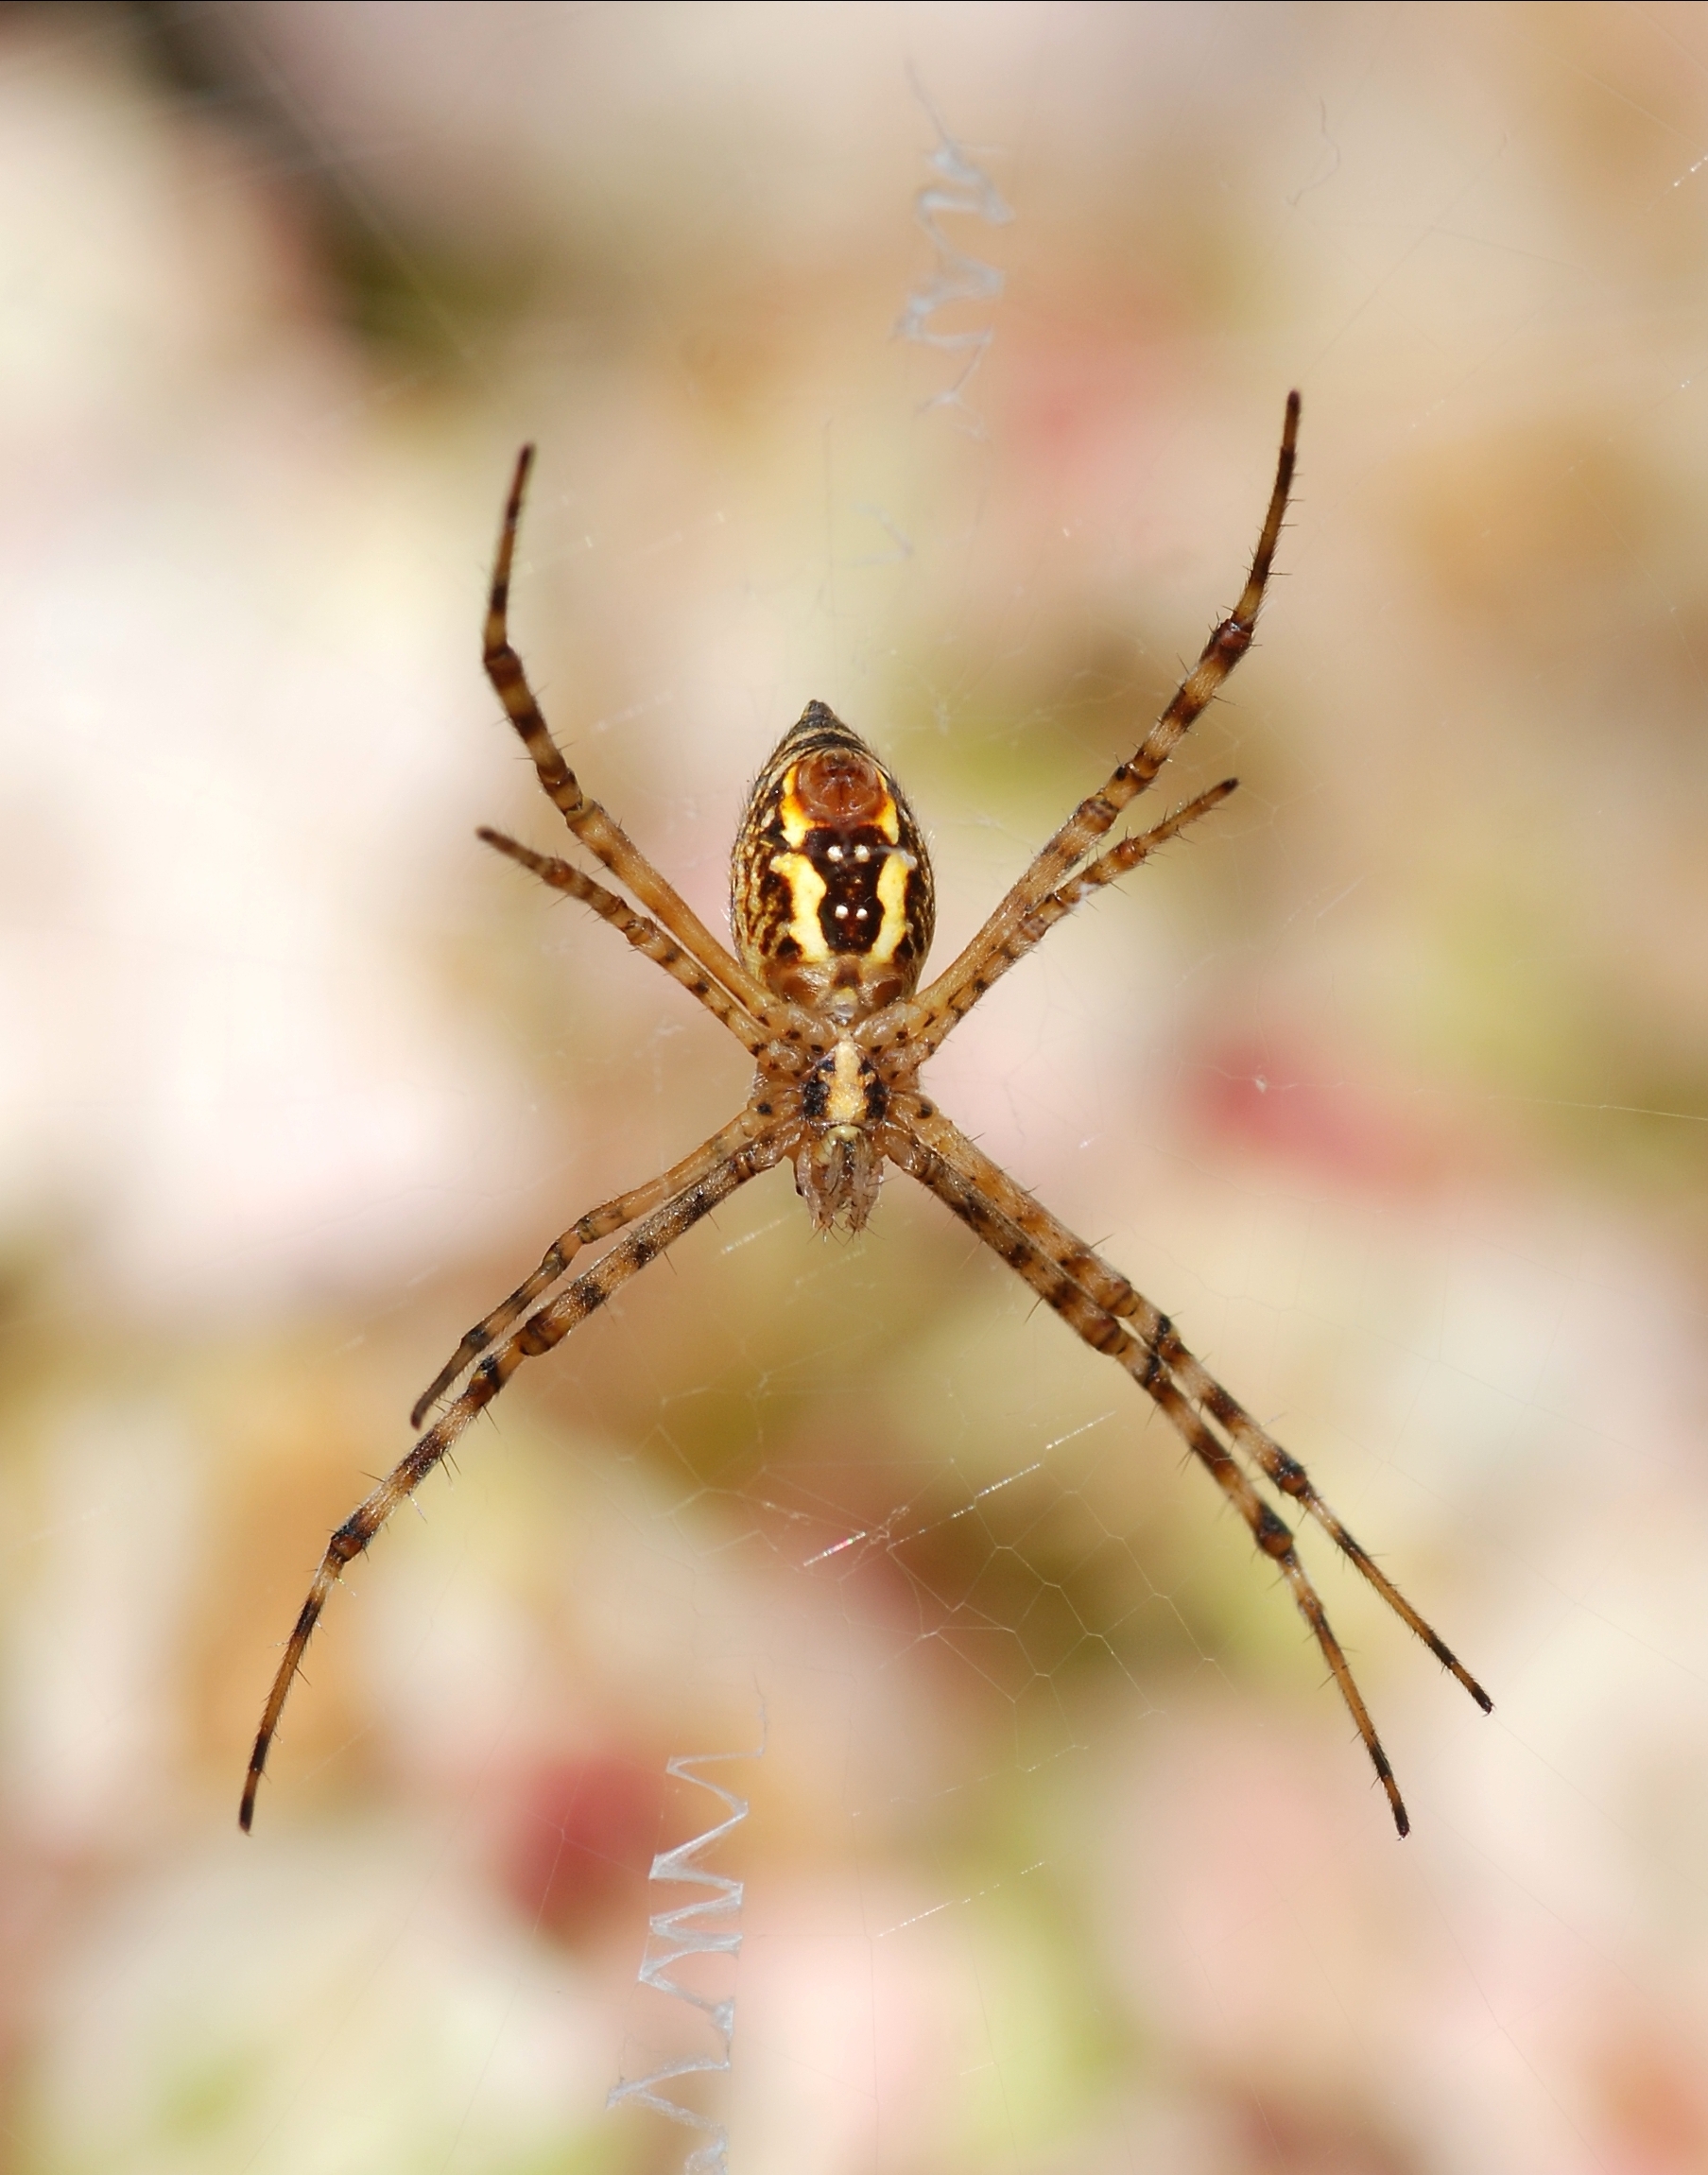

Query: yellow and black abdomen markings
732 700 936 1005
768 821 918 962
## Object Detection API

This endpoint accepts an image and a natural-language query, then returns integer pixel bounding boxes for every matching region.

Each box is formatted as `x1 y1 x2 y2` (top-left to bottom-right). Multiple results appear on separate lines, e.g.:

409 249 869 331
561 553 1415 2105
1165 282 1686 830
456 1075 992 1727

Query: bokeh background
6 4 1708 2170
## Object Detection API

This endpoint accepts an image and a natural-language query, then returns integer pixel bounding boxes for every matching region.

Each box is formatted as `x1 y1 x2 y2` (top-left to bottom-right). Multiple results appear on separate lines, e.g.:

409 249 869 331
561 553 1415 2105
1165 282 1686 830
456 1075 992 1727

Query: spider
241 392 1490 1839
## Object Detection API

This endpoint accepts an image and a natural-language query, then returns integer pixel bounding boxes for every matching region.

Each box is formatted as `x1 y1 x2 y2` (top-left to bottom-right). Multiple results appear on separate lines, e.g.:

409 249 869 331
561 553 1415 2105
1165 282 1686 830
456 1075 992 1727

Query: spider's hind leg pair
241 393 1489 1838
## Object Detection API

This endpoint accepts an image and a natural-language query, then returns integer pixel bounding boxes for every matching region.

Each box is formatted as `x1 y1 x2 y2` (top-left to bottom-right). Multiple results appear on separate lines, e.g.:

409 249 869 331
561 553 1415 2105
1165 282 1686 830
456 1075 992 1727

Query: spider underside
242 393 1490 1839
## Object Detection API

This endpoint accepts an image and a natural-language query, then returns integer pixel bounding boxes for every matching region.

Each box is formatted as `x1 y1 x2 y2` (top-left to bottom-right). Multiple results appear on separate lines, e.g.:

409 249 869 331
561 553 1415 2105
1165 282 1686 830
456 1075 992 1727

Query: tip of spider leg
1433 1634 1494 1713
1392 1799 1410 1839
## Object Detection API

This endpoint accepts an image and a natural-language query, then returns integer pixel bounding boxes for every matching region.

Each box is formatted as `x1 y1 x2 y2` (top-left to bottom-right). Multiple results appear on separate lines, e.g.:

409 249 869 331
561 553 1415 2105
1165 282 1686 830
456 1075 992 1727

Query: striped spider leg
862 389 1301 1071
243 393 1487 1837
240 1132 785 1831
887 1110 1490 1838
243 456 824 1831
243 448 917 1827
862 391 1486 1828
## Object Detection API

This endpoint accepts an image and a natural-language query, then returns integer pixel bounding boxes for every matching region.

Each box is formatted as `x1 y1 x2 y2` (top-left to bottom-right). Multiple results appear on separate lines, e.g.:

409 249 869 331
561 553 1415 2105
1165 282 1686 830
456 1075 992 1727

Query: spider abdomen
732 700 935 1022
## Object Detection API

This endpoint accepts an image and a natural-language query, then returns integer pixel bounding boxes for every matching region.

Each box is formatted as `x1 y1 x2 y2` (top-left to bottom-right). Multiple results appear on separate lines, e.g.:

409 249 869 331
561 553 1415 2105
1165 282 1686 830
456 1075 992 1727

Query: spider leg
484 448 801 1040
901 1104 1491 1715
888 1122 1417 1836
478 827 768 1056
878 393 1296 1052
242 1126 787 1831
888 780 1236 1060
410 1105 770 1427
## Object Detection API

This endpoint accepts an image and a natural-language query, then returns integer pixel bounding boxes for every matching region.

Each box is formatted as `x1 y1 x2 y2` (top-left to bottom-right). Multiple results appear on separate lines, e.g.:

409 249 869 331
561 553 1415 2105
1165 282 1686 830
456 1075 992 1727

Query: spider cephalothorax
243 394 1491 1840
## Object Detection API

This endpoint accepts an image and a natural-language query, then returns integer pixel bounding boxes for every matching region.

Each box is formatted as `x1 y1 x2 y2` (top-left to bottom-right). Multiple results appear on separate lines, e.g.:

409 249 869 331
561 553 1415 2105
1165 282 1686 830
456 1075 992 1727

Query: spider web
6 7 1708 2174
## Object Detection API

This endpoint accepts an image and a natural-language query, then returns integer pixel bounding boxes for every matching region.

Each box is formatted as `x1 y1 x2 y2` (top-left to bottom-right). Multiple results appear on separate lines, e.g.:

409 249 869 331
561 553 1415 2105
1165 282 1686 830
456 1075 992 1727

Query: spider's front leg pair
243 392 1488 1838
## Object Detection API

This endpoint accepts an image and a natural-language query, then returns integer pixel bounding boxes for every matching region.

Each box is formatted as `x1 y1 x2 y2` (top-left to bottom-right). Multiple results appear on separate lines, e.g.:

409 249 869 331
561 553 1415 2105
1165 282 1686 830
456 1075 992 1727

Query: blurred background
4 3 1708 2169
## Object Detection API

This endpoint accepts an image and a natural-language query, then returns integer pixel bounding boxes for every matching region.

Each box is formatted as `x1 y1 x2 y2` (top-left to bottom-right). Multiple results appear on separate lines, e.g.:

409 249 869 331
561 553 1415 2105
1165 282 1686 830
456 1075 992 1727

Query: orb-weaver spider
242 393 1489 1838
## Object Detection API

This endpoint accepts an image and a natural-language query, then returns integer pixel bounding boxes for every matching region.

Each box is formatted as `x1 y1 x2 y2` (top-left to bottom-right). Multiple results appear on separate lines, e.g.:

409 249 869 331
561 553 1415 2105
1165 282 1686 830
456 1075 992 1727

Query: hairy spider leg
478 830 770 1056
410 1104 769 1427
903 779 1237 1061
871 391 1298 1056
903 1104 1491 1717
484 447 802 1042
405 836 783 1425
242 1135 785 1830
889 1126 1420 1837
